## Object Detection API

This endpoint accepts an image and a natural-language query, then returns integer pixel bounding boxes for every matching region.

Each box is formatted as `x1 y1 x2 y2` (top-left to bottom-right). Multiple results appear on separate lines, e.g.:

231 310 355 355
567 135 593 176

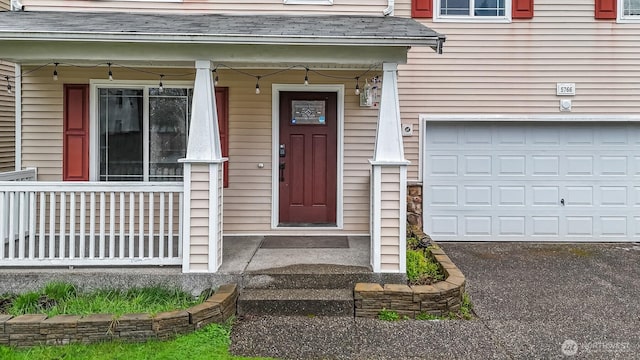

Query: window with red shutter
412 0 433 18
512 0 534 19
595 0 617 19
215 87 229 188
63 84 89 181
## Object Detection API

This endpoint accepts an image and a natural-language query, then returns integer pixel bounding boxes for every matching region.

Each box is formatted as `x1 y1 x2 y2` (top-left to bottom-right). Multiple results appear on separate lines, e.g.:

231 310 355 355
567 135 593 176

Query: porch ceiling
0 11 445 65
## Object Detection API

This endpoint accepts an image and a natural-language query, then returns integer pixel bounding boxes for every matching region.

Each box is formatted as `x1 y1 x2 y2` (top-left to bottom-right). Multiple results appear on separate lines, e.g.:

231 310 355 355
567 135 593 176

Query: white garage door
423 122 640 241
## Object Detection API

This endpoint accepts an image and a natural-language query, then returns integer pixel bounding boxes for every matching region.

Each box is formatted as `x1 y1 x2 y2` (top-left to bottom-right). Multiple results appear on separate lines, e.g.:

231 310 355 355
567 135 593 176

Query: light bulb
108 63 113 81
213 69 219 86
53 63 59 81
5 76 10 94
304 68 309 86
255 77 261 94
355 85 360 95
159 75 164 93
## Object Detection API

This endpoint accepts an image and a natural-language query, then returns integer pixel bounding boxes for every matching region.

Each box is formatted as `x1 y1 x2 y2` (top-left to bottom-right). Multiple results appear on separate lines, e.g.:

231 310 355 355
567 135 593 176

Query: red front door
279 92 337 226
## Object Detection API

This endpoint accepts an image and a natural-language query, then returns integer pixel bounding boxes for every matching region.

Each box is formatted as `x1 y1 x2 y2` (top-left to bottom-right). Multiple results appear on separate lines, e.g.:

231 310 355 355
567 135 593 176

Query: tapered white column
181 60 226 273
370 63 408 273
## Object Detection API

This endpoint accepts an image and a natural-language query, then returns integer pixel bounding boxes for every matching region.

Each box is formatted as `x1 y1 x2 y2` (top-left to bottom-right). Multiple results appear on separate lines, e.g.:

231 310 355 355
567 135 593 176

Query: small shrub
406 249 443 284
10 292 40 315
378 308 400 321
406 236 419 250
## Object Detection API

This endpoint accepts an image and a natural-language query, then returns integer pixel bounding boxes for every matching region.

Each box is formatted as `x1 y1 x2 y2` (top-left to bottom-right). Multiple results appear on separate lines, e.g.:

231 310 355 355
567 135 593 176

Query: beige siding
21 65 379 236
20 0 386 14
395 0 640 180
189 163 210 271
0 60 15 172
380 166 400 272
0 0 10 10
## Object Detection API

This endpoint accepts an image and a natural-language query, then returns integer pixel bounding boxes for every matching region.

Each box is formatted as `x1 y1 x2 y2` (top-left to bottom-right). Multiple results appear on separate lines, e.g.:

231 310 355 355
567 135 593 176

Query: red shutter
215 87 229 188
512 0 534 19
63 84 89 181
412 0 433 18
595 0 617 19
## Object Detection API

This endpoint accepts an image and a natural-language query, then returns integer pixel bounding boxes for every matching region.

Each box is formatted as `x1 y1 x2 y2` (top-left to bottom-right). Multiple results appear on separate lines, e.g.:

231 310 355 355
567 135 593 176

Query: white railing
0 182 183 266
0 168 37 181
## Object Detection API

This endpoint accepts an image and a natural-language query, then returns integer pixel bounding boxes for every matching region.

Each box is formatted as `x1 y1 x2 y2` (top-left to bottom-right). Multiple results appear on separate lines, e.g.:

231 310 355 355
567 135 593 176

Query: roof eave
0 31 442 48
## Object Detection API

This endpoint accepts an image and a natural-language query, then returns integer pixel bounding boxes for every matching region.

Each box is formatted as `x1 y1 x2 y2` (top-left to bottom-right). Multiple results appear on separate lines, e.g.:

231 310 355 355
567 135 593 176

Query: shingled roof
0 11 445 47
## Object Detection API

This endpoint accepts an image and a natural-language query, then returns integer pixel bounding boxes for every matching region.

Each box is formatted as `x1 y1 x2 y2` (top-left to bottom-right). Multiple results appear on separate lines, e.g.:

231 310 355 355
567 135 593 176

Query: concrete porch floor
220 235 371 273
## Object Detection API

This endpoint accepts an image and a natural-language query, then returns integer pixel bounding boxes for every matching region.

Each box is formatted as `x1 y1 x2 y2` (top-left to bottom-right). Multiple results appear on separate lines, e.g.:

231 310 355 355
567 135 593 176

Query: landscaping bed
0 283 238 348
354 227 472 320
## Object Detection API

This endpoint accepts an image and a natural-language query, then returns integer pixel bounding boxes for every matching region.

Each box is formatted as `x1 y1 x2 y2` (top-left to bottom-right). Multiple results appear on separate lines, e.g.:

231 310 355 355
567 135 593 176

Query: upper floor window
621 0 640 19
435 0 511 22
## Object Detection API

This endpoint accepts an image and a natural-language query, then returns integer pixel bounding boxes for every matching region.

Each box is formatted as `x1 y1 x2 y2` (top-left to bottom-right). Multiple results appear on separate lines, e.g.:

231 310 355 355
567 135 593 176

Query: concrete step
238 288 354 317
242 264 405 289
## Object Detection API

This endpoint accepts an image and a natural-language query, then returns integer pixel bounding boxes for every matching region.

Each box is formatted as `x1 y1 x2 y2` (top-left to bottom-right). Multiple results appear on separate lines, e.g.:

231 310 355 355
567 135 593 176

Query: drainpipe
14 64 21 171
383 0 394 16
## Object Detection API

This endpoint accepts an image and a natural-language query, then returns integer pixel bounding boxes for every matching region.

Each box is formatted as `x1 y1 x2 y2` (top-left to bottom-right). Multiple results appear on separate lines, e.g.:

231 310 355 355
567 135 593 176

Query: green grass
0 323 271 360
4 283 204 317
378 308 401 321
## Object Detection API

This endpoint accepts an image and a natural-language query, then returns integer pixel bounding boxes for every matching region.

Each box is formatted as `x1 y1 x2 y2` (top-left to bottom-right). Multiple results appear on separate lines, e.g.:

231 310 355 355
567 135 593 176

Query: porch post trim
373 62 404 163
185 60 222 161
208 162 222 272
14 64 21 171
399 164 407 273
181 162 192 273
370 165 382 272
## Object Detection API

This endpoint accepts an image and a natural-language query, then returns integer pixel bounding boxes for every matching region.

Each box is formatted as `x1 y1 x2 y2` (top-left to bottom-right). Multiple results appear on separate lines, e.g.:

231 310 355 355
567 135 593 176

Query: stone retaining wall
0 284 237 348
407 184 423 231
354 248 465 318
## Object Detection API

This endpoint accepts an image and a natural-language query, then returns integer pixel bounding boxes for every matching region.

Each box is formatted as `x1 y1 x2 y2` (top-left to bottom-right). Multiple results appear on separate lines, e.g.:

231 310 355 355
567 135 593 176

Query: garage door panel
498 156 526 176
600 156 628 176
498 216 526 236
532 156 559 176
463 216 492 236
531 217 560 236
532 186 559 206
464 186 492 206
600 187 627 206
424 122 639 242
566 187 593 206
566 156 594 176
566 217 594 237
429 155 457 175
464 155 492 175
498 186 525 206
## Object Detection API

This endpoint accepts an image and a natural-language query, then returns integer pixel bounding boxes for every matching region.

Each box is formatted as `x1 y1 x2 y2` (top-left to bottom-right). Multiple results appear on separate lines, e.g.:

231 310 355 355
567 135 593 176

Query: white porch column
370 62 408 274
180 60 226 273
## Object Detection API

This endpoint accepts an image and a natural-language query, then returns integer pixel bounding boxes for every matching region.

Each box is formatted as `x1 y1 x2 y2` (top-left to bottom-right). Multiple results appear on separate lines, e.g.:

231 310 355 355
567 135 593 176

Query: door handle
560 198 565 206
279 162 285 182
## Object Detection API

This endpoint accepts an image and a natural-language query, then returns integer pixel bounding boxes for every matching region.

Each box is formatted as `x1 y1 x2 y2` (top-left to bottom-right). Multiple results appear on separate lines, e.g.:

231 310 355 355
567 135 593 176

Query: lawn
0 322 271 360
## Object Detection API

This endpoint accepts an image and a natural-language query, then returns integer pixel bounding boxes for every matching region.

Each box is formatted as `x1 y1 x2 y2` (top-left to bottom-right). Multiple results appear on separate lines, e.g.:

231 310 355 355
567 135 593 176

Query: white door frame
271 84 345 230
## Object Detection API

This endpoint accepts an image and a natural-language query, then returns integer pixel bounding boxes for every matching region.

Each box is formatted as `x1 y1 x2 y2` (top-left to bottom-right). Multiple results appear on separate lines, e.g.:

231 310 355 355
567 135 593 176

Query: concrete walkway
230 242 640 359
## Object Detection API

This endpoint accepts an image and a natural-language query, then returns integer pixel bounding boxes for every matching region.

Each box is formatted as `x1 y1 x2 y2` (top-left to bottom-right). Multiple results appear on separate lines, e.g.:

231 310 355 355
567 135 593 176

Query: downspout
14 64 21 171
383 0 394 16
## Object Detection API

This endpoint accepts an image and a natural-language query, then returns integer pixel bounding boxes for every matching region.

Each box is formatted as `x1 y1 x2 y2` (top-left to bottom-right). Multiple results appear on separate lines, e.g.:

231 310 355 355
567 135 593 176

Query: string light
213 68 219 86
158 74 164 93
0 60 381 96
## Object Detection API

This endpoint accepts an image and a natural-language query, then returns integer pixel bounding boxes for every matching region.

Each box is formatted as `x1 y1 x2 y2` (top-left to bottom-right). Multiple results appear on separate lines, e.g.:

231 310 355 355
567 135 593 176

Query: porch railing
0 182 183 266
0 167 37 181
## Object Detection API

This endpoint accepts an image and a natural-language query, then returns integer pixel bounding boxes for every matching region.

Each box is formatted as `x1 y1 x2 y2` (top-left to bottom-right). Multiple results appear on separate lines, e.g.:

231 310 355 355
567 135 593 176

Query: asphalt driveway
230 242 640 359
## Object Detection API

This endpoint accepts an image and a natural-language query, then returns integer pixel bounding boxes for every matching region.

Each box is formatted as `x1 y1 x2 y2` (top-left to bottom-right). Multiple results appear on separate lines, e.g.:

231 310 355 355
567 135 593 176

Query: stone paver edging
354 246 466 318
0 284 237 348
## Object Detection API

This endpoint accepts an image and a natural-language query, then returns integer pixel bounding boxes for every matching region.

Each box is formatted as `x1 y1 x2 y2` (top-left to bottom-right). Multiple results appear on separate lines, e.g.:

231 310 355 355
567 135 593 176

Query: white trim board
271 84 345 230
